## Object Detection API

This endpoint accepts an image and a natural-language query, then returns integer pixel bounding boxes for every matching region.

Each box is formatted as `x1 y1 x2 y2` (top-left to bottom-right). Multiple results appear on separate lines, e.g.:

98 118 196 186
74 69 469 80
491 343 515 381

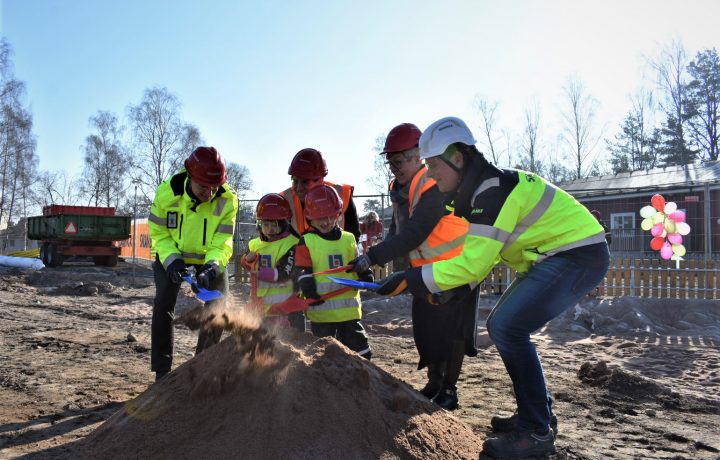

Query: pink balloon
667 233 683 245
660 242 673 260
651 194 666 212
651 222 664 237
670 211 686 223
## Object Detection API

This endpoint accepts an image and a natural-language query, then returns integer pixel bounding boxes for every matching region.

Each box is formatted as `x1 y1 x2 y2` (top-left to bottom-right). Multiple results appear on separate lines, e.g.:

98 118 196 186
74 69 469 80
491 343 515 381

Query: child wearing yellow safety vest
241 194 299 327
293 185 373 359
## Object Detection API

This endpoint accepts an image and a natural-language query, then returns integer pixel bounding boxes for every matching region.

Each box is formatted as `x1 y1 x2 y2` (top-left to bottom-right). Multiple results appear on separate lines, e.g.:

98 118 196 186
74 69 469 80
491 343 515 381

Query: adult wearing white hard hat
376 117 609 459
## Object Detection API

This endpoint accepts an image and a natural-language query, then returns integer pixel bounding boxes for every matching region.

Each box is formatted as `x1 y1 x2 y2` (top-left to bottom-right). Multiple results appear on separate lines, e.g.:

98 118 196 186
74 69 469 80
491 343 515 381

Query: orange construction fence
119 219 153 261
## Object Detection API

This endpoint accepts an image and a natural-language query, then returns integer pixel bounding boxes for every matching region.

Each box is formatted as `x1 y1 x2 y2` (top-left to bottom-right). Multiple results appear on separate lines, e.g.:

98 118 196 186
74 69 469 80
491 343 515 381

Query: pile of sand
72 316 483 459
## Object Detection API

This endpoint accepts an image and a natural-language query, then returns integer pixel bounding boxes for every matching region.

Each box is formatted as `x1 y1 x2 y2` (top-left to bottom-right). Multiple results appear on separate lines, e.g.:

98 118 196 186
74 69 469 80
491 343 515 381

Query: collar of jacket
307 226 342 241
448 154 491 219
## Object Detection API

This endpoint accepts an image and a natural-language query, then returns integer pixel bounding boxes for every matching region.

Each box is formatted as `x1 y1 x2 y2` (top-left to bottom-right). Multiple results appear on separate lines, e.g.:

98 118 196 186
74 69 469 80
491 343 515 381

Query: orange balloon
651 194 666 212
650 236 665 251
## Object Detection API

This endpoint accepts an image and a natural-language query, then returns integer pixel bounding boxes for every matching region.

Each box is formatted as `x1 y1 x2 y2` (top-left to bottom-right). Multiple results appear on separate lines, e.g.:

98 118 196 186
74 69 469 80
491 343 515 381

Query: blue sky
2 0 719 202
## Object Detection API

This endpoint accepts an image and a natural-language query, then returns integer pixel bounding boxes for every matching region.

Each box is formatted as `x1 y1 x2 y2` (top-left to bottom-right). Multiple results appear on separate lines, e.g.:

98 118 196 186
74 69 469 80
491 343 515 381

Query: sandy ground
0 261 718 459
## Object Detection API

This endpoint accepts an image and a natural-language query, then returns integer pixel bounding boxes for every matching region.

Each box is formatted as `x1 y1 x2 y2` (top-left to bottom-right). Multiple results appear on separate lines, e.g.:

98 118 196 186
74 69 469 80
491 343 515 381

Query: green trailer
27 205 131 267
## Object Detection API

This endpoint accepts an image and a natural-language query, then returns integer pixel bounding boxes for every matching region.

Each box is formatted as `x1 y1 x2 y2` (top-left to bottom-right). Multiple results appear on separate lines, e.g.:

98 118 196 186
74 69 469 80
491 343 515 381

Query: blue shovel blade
327 276 380 290
181 274 224 302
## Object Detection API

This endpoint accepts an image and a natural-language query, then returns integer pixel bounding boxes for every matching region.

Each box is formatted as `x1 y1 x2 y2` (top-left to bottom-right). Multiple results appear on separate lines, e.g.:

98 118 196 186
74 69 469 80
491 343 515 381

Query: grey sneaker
482 429 555 459
490 412 558 435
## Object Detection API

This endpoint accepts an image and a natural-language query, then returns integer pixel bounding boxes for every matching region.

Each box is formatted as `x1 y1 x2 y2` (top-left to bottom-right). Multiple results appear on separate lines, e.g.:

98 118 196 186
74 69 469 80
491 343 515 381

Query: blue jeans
486 253 609 432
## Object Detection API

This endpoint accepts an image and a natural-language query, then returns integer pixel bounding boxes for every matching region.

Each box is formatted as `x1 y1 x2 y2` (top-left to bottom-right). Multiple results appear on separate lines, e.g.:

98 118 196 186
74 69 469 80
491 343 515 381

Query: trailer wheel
39 243 48 265
47 244 64 267
93 256 106 266
106 255 118 267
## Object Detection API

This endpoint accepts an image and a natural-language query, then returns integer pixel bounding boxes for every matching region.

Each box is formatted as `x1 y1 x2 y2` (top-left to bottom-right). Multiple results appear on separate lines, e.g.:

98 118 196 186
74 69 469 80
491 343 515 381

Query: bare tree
518 102 541 173
127 86 201 199
32 171 82 208
474 95 501 164
81 111 128 207
226 161 253 199
647 39 692 160
607 88 661 172
365 134 393 194
685 48 720 161
0 40 38 225
560 76 602 179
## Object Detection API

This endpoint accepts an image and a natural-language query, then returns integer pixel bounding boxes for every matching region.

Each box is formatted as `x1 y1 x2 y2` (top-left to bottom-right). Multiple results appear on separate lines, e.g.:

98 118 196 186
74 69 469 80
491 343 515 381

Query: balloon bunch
640 194 691 266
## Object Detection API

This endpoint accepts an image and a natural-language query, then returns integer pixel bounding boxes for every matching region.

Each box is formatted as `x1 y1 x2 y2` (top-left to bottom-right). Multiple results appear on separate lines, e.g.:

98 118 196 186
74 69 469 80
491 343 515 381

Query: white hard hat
419 116 477 160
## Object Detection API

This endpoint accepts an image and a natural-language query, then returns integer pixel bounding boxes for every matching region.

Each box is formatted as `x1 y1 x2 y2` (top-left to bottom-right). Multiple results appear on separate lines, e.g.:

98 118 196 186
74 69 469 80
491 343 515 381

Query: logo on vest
167 212 178 228
328 254 343 268
260 254 272 268
471 208 484 215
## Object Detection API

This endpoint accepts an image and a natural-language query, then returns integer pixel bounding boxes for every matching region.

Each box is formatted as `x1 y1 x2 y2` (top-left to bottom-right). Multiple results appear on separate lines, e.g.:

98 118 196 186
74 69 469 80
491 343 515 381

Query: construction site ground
0 261 718 459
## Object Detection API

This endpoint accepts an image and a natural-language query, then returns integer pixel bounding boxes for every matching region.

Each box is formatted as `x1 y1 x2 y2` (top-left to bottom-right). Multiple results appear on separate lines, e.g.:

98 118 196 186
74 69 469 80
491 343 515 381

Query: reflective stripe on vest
303 232 361 323
248 235 298 313
406 168 469 267
282 181 352 235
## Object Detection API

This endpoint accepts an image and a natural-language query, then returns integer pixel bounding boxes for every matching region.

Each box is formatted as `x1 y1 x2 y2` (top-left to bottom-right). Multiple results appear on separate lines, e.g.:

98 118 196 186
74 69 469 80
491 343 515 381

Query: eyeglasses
384 156 411 169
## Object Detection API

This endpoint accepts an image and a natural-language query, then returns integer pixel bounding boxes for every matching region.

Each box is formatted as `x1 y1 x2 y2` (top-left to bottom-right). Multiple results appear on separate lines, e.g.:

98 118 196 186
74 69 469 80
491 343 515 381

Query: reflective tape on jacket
148 171 239 270
282 181 352 235
425 169 607 292
248 234 299 314
406 168 469 267
302 231 361 323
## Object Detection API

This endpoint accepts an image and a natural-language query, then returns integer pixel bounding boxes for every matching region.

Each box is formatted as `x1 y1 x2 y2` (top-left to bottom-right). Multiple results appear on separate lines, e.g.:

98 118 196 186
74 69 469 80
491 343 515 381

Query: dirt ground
0 260 718 459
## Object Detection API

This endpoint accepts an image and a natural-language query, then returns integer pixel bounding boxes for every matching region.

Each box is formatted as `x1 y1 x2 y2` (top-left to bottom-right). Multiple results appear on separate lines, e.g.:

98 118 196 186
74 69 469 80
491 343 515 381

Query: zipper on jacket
203 219 207 245
179 214 184 239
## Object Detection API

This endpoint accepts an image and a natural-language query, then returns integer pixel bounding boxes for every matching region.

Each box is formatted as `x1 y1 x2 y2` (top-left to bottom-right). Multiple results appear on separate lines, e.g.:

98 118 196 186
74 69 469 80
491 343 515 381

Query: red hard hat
256 193 292 220
184 146 227 187
304 185 343 220
382 123 422 154
288 148 328 179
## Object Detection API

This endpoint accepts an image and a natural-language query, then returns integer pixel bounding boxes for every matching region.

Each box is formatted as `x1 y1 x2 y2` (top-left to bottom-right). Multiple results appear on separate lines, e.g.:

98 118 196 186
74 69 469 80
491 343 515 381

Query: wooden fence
233 257 719 300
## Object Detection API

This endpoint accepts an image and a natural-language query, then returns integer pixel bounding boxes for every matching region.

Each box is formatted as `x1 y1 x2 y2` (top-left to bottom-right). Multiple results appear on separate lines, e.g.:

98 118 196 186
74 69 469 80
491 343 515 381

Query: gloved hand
347 254 373 274
298 276 323 305
358 271 374 283
197 263 220 289
256 267 277 282
240 252 257 271
427 290 454 305
166 259 187 285
376 271 408 296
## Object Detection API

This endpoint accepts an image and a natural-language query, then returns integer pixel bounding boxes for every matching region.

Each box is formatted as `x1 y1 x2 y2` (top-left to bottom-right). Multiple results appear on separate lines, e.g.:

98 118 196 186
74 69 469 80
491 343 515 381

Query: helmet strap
440 145 464 175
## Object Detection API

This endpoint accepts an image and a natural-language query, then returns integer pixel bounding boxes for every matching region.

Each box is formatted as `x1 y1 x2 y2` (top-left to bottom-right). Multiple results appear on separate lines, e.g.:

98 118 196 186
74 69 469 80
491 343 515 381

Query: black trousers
310 319 371 358
151 260 228 373
413 286 478 370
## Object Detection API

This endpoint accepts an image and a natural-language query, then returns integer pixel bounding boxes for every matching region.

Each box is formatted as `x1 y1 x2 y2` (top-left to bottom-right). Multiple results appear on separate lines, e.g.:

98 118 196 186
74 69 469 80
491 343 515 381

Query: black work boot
482 429 555 458
419 362 445 399
490 412 558 436
155 370 169 382
431 384 458 410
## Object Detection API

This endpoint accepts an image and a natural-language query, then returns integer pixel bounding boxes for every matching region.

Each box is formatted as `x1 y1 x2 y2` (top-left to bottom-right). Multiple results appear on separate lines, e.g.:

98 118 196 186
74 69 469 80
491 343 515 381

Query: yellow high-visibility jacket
248 234 299 313
301 231 362 323
418 158 606 293
149 170 238 271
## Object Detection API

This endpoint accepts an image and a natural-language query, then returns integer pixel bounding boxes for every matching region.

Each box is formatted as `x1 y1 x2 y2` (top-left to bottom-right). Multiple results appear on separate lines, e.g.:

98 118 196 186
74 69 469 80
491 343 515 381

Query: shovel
327 276 380 291
266 287 354 315
181 273 224 302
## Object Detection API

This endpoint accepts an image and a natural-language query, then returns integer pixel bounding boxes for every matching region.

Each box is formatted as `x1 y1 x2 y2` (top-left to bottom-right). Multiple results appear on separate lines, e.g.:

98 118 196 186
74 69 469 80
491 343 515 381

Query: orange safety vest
406 168 468 267
282 181 353 235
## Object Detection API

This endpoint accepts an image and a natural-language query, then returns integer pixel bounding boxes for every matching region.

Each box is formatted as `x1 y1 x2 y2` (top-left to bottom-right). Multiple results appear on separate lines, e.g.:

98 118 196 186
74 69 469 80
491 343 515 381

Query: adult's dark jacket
368 167 477 369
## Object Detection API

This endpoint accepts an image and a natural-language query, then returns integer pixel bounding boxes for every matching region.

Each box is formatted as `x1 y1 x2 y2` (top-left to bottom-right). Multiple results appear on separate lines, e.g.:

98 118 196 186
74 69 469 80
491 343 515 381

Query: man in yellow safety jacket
148 146 238 382
347 123 475 410
376 117 609 459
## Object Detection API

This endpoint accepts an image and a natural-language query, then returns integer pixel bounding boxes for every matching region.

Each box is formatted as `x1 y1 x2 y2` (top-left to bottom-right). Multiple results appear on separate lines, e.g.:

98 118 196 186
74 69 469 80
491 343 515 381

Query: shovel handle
311 265 353 276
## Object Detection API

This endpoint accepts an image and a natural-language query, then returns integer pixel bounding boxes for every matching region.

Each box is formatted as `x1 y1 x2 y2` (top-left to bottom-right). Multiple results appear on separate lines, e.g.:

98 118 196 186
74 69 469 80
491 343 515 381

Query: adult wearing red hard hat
148 146 239 382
